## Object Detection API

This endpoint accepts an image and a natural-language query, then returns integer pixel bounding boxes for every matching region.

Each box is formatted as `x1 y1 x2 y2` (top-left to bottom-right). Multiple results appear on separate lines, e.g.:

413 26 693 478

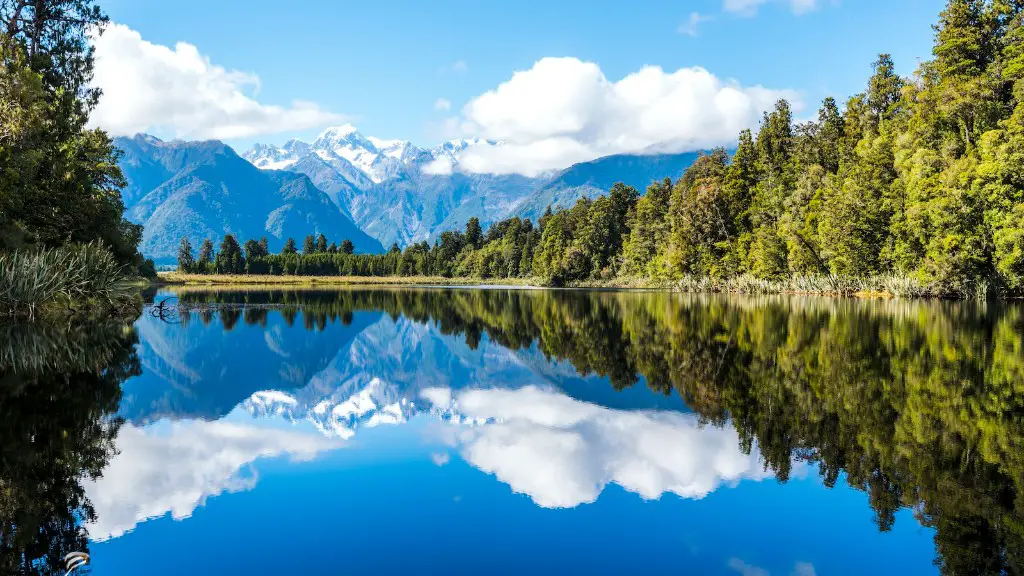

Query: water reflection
154 288 1023 575
0 321 138 575
83 420 339 540
5 288 1024 575
420 385 773 508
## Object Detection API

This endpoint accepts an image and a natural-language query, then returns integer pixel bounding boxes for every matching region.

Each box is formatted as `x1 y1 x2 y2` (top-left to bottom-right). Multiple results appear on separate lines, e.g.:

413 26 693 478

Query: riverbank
155 271 1018 299
157 272 680 290
158 272 543 287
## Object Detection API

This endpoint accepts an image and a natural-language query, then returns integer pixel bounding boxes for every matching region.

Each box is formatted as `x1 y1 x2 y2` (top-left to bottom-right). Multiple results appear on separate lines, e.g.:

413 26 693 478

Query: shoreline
155 272 1022 299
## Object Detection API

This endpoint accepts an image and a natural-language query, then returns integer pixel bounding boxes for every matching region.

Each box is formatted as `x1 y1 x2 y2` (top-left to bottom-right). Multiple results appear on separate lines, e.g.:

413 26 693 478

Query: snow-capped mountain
244 124 431 186
233 126 702 249
244 126 501 190
244 139 310 170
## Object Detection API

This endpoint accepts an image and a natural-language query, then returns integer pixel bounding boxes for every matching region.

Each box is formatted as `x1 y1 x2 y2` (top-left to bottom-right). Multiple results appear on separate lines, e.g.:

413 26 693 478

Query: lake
3 288 1021 575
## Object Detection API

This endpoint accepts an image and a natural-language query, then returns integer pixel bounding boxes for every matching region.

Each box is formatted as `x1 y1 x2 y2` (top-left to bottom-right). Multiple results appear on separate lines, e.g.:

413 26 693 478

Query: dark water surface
3 288 1023 575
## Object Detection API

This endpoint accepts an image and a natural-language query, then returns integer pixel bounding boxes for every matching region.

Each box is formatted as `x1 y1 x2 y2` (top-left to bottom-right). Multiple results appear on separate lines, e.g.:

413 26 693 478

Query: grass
0 244 139 318
156 271 1007 298
158 272 543 287
670 273 962 298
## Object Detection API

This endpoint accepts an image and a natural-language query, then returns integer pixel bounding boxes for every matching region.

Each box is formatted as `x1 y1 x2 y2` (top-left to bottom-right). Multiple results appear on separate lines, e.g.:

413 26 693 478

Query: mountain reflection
154 288 1024 575
0 321 139 575
5 288 1022 575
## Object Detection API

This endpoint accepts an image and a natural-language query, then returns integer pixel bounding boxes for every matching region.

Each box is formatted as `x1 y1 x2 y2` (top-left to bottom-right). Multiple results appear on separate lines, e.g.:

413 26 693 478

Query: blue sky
95 0 945 169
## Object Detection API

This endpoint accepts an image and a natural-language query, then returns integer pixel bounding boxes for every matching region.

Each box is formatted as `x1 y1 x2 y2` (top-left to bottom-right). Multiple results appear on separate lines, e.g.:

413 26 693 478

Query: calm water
3 289 1022 575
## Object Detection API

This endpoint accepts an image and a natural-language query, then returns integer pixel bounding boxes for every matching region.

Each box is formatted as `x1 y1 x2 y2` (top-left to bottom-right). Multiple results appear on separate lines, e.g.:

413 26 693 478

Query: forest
181 0 1024 297
0 0 152 317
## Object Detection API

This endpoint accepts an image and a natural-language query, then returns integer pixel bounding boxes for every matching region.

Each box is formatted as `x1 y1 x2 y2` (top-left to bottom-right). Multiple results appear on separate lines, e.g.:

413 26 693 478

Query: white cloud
89 24 344 140
83 421 340 540
422 386 773 508
723 0 820 16
678 12 713 36
434 98 452 111
436 57 800 176
422 157 455 176
729 558 770 576
431 452 451 466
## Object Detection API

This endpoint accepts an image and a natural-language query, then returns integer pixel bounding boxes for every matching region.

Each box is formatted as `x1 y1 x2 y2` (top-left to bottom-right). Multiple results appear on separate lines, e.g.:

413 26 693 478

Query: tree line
178 0 1024 296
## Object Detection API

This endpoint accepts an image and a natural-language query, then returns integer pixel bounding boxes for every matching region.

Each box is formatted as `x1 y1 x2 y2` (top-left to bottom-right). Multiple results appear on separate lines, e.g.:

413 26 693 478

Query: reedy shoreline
156 271 1015 299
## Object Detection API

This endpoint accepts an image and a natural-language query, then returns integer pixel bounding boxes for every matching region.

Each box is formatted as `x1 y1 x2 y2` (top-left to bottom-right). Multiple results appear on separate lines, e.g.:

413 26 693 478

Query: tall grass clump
0 244 133 318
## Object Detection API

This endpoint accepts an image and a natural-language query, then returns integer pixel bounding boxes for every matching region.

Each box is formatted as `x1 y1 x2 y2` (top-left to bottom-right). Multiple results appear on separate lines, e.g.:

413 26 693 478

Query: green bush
0 244 131 318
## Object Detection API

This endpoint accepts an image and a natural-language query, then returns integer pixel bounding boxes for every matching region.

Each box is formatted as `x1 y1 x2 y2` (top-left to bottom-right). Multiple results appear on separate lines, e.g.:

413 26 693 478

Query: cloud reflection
84 421 340 540
423 385 772 508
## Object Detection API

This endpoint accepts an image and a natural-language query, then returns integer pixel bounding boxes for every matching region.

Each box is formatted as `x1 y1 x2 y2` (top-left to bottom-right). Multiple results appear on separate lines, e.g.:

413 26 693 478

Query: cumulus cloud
723 0 819 16
678 12 713 36
421 386 772 508
434 98 452 111
89 24 344 140
84 421 340 540
436 57 800 176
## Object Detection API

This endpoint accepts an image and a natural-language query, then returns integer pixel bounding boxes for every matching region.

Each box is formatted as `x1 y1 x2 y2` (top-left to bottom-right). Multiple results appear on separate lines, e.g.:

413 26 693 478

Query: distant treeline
179 1 1024 296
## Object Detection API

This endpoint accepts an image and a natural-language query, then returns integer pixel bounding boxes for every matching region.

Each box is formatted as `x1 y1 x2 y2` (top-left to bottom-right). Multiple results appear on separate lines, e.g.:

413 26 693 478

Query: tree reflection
172 288 1024 574
0 321 139 575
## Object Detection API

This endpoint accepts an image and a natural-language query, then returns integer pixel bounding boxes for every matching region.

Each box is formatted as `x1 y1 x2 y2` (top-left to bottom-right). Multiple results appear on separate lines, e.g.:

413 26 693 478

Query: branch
4 0 30 39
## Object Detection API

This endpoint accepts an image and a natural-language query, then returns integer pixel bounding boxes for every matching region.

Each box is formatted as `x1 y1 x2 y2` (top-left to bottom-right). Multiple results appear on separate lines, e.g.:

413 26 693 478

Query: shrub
0 244 132 318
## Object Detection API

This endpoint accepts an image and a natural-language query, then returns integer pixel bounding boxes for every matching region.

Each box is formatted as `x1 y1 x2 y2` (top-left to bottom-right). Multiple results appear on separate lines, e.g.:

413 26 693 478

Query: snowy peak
242 126 481 185
314 124 378 155
242 140 309 170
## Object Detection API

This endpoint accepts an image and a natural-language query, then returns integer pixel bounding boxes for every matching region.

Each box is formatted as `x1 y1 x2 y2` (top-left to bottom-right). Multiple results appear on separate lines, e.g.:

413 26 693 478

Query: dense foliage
181 0 1024 297
0 0 147 272
174 287 1024 574
0 319 139 575
0 243 138 318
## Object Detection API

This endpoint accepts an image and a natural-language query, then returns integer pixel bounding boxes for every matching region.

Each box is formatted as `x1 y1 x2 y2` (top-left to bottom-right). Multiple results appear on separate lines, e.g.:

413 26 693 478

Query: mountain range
116 135 383 262
116 125 702 262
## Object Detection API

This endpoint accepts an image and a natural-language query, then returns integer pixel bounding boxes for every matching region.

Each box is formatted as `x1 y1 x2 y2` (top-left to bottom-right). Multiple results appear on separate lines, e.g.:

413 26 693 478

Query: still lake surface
4 288 1022 575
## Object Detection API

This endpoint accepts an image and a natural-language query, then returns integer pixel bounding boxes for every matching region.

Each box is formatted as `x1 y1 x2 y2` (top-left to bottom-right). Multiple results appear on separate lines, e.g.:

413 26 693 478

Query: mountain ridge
115 134 384 263
114 128 703 259
240 126 702 247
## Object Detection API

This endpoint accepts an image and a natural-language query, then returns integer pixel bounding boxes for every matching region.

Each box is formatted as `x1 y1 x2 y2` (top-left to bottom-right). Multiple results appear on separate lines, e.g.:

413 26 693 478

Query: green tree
621 178 672 277
243 238 265 260
281 237 297 255
341 239 354 254
216 234 244 274
0 0 144 269
303 235 316 255
197 238 214 271
177 237 195 273
316 233 327 253
465 217 483 249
